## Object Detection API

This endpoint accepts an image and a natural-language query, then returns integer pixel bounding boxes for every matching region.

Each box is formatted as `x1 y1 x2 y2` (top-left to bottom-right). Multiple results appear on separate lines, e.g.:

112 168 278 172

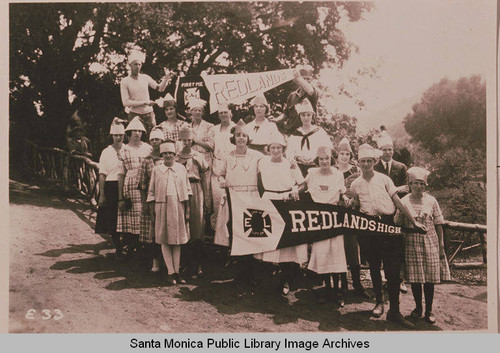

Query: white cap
128 51 145 64
267 133 286 147
358 144 382 160
408 167 430 185
125 116 146 132
187 98 207 110
109 117 126 135
338 137 352 153
149 129 165 141
376 130 393 149
295 98 314 114
160 142 176 154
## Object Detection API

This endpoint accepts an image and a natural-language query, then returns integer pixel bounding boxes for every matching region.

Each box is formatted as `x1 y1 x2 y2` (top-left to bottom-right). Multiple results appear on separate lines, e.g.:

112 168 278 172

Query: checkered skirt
403 196 451 283
117 146 150 234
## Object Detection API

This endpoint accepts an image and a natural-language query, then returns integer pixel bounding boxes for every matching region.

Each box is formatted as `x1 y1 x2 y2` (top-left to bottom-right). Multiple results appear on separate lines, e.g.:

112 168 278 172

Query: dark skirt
95 181 119 234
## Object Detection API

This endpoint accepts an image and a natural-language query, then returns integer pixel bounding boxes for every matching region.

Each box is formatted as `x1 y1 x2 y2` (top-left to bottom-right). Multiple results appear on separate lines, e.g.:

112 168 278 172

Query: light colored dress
246 118 280 154
286 126 332 162
177 151 209 241
210 122 236 230
397 193 451 283
147 163 192 245
305 167 348 274
117 143 153 234
254 156 307 263
214 148 263 247
191 120 215 212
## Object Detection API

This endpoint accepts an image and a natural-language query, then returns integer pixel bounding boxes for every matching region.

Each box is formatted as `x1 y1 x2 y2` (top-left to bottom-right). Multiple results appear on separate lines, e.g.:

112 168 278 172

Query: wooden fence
23 139 100 210
20 140 487 267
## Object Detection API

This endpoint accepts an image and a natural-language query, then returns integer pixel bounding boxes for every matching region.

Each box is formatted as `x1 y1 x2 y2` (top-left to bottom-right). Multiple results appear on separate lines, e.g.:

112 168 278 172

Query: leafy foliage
403 76 486 224
10 2 373 149
404 76 486 154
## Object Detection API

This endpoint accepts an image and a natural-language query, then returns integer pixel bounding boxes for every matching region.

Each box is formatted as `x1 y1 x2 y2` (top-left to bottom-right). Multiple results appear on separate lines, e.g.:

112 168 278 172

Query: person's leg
383 235 403 314
161 244 175 284
424 283 435 323
332 273 345 307
410 283 423 316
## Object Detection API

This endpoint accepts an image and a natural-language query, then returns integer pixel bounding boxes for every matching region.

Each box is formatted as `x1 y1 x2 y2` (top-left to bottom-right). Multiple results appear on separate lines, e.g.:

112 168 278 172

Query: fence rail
20 140 486 267
23 139 100 210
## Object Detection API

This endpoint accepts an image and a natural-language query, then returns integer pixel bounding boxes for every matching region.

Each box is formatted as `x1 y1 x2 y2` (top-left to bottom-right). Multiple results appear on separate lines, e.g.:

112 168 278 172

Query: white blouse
98 145 125 181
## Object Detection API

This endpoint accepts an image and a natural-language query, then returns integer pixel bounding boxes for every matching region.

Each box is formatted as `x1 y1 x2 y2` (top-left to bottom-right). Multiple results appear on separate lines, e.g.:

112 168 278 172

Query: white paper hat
376 130 393 149
358 144 382 160
338 137 352 153
128 51 145 64
149 129 165 141
408 167 430 185
267 133 286 147
295 98 314 114
187 97 207 110
160 142 176 154
109 117 126 135
125 116 146 132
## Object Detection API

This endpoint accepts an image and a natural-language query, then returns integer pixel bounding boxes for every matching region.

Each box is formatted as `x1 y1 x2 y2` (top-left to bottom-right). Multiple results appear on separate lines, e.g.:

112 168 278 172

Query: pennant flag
174 76 211 119
227 190 424 256
202 69 295 113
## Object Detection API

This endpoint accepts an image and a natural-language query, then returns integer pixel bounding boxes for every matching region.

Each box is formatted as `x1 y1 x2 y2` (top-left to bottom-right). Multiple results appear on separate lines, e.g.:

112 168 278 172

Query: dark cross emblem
243 209 272 238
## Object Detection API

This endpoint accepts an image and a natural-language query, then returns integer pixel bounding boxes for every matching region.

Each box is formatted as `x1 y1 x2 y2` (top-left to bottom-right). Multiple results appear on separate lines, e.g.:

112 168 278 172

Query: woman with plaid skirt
117 117 152 258
138 128 165 272
395 167 451 324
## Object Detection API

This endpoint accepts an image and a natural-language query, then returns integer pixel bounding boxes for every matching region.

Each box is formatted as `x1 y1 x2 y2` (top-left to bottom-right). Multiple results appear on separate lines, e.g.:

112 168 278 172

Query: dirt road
9 179 488 333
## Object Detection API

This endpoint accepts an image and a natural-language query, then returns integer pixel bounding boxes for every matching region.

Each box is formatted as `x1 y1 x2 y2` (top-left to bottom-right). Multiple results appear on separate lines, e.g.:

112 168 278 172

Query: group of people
94 52 451 330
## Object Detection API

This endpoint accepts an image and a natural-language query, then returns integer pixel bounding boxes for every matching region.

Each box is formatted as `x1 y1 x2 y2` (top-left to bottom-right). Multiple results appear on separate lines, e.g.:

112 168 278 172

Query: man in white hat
349 144 425 329
120 50 174 134
373 129 410 294
374 130 409 196
273 65 318 135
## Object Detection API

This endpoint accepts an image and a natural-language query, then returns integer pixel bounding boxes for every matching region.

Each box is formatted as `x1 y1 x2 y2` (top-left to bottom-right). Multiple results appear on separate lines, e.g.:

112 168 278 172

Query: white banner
202 69 295 113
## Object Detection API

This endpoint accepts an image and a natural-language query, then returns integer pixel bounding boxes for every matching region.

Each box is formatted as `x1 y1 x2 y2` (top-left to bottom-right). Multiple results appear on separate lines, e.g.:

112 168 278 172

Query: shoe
425 312 436 324
336 293 345 308
371 302 384 318
197 266 204 277
281 281 290 296
150 258 160 273
408 308 423 321
354 286 371 300
386 311 415 329
174 273 186 284
400 281 408 293
166 274 177 286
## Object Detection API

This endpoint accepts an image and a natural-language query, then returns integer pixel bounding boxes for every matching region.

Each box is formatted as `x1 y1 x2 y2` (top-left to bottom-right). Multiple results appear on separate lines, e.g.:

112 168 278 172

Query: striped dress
116 143 152 235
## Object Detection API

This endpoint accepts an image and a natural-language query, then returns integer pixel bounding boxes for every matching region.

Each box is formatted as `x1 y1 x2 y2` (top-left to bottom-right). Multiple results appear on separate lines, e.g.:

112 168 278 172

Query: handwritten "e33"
25 309 63 320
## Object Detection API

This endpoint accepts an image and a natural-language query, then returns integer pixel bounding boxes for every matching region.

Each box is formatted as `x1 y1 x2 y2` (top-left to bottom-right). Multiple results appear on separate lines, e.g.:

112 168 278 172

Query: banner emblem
244 209 272 238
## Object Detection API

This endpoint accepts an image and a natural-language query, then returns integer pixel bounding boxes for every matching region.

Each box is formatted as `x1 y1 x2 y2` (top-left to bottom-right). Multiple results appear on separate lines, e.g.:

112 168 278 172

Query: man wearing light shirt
350 144 425 329
120 51 172 134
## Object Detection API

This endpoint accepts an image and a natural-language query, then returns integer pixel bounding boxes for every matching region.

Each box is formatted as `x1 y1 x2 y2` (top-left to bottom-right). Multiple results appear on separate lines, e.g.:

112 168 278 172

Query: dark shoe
387 311 415 329
408 308 423 321
281 281 290 296
174 273 186 284
400 281 408 294
335 293 345 308
425 312 436 324
166 274 177 286
371 302 384 318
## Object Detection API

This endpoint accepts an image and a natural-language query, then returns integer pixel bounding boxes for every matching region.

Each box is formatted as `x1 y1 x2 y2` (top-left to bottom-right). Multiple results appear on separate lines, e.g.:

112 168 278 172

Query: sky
319 0 494 132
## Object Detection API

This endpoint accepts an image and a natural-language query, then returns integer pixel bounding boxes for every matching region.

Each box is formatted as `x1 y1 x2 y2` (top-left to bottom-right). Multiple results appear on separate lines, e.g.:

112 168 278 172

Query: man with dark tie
374 130 410 294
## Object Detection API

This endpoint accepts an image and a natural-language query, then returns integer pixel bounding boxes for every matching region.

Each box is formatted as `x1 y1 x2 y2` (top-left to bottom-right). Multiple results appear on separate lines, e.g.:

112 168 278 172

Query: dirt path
8 179 488 333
